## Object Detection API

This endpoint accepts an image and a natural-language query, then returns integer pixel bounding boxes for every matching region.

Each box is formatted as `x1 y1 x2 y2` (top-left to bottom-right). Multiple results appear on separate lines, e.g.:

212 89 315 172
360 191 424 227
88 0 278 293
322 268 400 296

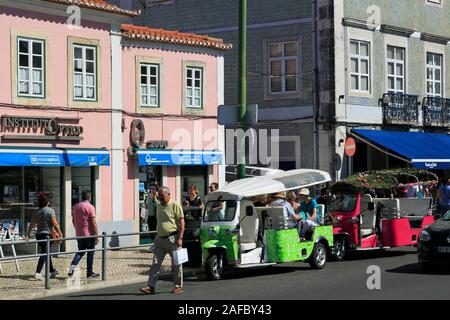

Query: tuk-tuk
199 169 334 280
330 169 437 260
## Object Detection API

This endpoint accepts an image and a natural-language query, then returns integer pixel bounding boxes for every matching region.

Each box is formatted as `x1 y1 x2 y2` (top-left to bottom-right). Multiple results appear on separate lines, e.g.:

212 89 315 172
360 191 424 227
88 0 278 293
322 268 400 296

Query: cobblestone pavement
0 248 173 299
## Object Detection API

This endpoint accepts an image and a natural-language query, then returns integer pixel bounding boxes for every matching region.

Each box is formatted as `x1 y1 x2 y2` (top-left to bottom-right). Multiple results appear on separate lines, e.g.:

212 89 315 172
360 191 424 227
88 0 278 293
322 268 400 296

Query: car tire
205 253 224 280
309 243 327 269
333 237 346 261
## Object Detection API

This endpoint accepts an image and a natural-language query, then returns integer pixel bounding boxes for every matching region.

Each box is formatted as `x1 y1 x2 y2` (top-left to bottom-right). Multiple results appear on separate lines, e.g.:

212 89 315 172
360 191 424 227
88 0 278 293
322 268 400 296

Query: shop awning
136 149 223 166
352 129 450 169
0 147 110 167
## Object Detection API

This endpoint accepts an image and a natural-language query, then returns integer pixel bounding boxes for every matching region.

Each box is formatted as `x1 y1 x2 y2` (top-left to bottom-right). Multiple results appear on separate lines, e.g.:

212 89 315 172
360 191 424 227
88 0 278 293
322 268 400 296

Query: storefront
0 147 110 246
135 149 222 243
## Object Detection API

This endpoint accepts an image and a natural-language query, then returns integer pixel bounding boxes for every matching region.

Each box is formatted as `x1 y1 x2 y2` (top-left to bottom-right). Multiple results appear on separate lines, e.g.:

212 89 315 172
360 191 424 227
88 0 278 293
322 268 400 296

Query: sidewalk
0 248 202 300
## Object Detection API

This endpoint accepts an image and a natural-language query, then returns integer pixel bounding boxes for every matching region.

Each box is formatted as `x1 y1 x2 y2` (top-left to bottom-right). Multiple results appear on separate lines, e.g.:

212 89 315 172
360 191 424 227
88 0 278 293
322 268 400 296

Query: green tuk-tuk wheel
309 243 327 269
205 253 224 280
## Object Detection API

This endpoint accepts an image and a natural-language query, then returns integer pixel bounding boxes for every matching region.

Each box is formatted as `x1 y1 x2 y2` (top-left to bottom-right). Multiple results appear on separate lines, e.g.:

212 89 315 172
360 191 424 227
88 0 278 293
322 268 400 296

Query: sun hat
299 188 310 196
272 191 287 199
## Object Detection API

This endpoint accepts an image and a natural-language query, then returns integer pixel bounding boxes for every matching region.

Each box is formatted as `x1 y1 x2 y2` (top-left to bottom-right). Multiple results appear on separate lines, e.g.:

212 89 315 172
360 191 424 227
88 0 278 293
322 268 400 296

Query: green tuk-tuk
199 169 334 280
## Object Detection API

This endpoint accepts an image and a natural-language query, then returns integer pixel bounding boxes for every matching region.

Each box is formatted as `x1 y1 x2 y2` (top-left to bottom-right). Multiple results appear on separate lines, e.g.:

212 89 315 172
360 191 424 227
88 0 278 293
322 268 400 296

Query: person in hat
298 188 319 238
269 192 302 229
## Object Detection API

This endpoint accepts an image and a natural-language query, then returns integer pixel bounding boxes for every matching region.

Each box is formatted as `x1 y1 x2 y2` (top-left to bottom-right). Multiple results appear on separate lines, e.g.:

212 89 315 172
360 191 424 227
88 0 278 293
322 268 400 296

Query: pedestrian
208 182 219 193
25 193 62 280
183 185 203 219
146 187 160 239
68 190 100 278
140 186 185 294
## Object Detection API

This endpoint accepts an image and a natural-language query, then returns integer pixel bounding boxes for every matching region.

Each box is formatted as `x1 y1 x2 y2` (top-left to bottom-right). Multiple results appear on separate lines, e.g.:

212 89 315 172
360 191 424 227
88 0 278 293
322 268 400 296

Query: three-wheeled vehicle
330 170 437 260
199 169 334 280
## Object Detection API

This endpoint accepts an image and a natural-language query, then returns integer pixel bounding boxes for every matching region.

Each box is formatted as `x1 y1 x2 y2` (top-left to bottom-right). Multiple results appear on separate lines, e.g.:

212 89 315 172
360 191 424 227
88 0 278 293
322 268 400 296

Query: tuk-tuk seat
240 204 259 252
360 194 377 237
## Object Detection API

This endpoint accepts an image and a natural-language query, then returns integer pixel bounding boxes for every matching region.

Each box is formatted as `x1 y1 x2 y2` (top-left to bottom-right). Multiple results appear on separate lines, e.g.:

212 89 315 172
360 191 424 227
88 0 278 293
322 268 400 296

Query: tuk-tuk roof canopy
207 169 331 201
331 169 439 194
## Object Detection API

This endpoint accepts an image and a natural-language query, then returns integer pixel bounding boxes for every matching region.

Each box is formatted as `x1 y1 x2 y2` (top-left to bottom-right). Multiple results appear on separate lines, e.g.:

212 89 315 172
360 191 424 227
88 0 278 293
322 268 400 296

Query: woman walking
25 193 62 280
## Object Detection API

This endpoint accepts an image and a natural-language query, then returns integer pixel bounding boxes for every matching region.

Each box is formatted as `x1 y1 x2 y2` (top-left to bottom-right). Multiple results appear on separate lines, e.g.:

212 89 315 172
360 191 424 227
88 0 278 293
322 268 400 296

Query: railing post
45 237 50 290
102 232 107 281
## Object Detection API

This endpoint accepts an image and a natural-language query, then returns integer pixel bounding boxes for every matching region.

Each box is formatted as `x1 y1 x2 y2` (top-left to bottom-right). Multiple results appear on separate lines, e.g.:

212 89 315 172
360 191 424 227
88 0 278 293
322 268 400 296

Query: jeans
36 233 55 274
70 238 96 275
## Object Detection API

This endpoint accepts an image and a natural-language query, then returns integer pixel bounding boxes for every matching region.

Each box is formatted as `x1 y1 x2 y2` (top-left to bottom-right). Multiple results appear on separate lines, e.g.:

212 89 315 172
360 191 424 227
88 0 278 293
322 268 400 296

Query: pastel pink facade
0 0 227 245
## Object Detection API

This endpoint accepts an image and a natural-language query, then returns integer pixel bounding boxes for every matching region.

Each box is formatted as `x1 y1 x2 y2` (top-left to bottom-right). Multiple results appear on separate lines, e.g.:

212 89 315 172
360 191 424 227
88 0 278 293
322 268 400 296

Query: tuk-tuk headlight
192 229 199 237
419 230 431 242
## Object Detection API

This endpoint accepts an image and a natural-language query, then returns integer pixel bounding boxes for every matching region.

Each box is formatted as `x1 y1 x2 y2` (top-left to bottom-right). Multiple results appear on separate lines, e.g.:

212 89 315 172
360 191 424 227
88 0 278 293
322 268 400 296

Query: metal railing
381 92 419 126
0 231 194 290
423 96 450 127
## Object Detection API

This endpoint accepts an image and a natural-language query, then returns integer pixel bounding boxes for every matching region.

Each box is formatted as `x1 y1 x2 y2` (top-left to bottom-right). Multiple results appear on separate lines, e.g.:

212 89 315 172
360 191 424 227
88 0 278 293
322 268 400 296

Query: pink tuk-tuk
329 170 438 260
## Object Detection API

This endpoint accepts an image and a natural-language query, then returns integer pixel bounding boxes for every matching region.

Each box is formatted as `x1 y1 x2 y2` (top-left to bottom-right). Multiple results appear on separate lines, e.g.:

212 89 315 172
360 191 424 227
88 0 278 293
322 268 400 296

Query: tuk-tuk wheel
309 243 327 269
205 253 224 280
333 238 346 261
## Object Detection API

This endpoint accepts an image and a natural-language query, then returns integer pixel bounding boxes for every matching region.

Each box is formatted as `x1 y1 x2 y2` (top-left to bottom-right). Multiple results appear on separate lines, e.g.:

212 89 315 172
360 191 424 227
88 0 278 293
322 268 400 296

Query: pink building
0 0 229 249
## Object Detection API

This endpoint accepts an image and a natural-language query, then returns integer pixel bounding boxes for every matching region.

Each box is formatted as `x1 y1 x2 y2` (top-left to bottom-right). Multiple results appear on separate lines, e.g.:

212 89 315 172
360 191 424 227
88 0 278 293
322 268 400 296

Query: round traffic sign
344 137 356 157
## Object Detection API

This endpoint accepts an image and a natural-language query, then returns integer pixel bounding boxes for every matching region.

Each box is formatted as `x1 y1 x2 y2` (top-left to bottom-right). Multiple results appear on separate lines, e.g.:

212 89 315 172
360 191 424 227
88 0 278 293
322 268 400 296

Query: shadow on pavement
386 263 450 275
342 249 413 262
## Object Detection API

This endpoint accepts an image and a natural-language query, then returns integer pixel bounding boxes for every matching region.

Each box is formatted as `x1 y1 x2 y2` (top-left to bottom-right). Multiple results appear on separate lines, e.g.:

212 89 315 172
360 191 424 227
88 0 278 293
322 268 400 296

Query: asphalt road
43 247 450 300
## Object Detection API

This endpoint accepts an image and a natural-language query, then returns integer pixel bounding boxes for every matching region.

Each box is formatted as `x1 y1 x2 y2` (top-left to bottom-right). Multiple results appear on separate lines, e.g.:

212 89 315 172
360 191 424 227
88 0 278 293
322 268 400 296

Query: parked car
418 210 450 270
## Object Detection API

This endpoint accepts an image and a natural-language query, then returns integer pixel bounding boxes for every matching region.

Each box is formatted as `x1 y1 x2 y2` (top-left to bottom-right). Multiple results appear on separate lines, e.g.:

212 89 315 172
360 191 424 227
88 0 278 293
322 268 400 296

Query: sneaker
34 273 44 281
87 272 100 279
50 270 59 279
171 287 184 294
140 287 155 295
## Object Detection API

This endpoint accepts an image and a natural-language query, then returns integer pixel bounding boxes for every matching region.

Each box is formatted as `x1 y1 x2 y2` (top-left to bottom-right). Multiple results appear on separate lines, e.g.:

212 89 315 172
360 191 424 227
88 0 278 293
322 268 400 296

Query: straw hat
299 188 310 196
272 191 287 199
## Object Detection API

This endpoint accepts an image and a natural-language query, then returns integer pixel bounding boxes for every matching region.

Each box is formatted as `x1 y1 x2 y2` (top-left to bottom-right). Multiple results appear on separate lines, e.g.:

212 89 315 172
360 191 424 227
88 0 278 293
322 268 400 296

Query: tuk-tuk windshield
331 194 358 212
203 200 237 222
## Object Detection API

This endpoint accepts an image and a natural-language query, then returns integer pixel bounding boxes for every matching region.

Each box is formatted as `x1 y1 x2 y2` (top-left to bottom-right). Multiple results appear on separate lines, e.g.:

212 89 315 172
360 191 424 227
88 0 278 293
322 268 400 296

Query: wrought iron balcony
423 96 450 127
381 92 419 126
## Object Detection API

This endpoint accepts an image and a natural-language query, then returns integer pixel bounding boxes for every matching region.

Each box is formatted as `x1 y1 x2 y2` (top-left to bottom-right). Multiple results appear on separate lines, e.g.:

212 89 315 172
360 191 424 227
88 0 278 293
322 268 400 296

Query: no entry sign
344 137 356 157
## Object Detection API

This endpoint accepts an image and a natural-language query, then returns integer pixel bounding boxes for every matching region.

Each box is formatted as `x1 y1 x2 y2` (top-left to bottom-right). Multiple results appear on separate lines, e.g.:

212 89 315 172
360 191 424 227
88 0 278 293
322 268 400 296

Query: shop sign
1 116 84 141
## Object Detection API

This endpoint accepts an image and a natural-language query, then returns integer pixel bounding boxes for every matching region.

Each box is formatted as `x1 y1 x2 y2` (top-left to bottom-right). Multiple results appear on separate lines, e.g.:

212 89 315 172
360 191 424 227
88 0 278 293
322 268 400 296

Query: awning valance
352 129 450 170
137 149 223 166
0 147 110 167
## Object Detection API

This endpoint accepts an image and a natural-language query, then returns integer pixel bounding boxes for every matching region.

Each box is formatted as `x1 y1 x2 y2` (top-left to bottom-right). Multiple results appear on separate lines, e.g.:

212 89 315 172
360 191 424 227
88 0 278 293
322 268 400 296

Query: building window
140 63 159 107
185 67 202 108
387 46 405 93
17 38 44 98
426 0 443 6
350 40 370 92
426 52 443 97
268 41 298 94
73 45 97 101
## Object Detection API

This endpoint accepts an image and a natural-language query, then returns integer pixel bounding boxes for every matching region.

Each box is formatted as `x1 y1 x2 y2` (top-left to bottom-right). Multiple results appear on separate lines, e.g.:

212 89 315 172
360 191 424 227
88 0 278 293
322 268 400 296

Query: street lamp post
237 0 247 180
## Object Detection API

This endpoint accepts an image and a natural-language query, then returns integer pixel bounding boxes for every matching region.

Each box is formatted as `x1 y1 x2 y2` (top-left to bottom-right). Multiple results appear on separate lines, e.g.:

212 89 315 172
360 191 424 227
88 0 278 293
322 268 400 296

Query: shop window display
0 167 61 240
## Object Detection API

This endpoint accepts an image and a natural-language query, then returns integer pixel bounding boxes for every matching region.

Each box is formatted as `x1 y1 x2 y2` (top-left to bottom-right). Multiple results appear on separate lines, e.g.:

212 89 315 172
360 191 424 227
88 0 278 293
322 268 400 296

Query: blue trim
137 149 223 166
0 148 110 167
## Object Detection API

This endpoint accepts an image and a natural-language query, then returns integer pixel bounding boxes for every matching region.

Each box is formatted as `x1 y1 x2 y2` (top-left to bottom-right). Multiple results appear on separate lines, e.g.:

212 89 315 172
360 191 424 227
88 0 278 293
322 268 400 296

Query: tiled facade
116 0 318 171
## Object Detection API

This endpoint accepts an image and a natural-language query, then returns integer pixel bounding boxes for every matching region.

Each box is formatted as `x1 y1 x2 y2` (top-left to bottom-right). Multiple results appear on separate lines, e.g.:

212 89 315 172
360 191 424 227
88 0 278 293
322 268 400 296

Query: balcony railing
423 96 450 128
382 92 419 126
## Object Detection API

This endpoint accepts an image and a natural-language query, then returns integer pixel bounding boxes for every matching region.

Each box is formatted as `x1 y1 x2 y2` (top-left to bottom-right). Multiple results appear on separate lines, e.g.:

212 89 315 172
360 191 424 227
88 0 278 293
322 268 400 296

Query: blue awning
0 147 110 167
352 129 450 170
137 149 223 166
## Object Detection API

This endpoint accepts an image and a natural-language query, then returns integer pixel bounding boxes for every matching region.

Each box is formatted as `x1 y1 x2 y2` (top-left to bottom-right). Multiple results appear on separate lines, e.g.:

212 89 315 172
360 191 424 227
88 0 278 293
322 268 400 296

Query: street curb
5 268 204 300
